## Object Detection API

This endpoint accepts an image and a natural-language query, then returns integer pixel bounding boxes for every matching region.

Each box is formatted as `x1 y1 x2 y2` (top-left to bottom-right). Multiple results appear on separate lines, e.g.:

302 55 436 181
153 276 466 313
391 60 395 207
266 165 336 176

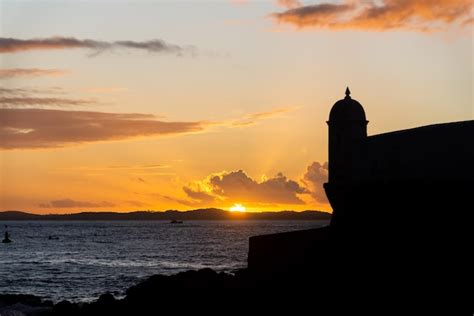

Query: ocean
0 220 328 301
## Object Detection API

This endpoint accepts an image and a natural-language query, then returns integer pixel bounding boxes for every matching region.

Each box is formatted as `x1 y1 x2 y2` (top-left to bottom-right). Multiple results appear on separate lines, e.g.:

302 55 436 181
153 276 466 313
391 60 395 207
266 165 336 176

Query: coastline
0 268 267 315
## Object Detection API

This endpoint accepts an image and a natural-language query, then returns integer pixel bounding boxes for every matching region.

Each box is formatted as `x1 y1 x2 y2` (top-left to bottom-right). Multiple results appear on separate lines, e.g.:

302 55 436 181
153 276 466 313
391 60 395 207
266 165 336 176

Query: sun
229 203 246 212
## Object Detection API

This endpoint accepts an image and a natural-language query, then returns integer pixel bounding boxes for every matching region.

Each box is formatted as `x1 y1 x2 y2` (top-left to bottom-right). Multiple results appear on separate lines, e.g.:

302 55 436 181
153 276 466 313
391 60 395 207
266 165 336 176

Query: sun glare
229 203 246 212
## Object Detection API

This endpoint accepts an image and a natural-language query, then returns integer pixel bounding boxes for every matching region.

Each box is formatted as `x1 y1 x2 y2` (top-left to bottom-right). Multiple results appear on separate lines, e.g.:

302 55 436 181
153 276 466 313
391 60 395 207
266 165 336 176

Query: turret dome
329 87 367 122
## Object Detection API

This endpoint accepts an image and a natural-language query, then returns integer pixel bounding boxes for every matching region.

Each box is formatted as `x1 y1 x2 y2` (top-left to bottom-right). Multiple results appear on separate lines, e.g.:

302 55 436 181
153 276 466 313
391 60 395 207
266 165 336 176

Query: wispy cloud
0 108 207 150
0 68 69 79
275 0 302 9
0 87 65 96
84 87 128 94
0 37 197 56
126 200 148 207
272 0 473 32
0 97 95 108
55 164 171 172
108 164 171 170
0 86 95 109
232 107 296 126
39 198 115 209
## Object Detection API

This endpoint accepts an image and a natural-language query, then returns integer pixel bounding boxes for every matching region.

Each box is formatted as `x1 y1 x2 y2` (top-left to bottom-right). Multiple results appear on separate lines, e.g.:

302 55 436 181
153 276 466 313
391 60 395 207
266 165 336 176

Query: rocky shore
1 263 336 315
0 268 262 316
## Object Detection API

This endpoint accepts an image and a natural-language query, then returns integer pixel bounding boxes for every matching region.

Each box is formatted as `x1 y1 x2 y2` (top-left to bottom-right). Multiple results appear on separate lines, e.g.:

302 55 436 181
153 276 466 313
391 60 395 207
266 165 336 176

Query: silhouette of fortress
325 87 473 228
248 89 473 285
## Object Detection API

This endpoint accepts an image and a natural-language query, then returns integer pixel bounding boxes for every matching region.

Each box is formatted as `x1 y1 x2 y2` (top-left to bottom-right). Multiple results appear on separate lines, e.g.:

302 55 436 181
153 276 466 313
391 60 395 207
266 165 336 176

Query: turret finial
345 87 351 98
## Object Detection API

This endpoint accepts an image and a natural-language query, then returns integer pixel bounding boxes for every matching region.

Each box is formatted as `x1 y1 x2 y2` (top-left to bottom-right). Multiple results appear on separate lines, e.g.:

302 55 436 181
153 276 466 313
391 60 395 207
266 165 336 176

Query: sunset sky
1 0 472 213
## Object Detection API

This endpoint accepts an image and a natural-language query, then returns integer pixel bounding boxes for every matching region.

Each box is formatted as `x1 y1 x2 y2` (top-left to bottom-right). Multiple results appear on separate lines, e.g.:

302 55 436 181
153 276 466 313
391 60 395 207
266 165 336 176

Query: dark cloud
113 40 190 55
39 199 115 208
0 37 197 56
183 186 217 203
0 108 207 150
272 0 473 32
0 68 69 79
211 170 307 204
182 170 308 206
302 161 329 204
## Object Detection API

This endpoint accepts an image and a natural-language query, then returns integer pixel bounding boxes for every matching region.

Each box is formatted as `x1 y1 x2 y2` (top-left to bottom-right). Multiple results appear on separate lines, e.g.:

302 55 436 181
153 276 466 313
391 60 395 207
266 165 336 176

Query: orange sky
0 0 472 213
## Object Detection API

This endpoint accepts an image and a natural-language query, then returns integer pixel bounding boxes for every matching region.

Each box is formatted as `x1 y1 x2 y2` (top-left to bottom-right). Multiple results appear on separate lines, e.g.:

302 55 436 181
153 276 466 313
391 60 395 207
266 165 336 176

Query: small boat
170 220 183 224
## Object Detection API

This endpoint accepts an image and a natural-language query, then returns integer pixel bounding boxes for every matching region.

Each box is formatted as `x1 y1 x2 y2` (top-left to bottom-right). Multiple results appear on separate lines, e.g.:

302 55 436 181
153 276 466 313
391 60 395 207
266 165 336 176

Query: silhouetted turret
325 88 369 228
327 87 368 184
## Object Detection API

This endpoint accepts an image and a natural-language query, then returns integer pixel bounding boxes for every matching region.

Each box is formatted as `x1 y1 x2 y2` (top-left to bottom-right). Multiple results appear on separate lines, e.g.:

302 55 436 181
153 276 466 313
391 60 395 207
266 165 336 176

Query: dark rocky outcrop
0 294 53 316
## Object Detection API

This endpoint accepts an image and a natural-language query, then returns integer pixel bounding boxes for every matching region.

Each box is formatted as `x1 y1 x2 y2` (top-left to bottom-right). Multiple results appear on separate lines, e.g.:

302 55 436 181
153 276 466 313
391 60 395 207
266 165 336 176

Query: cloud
39 198 115 208
462 16 474 26
0 104 295 150
85 87 127 94
181 170 308 206
0 86 95 109
302 161 329 204
0 97 94 108
163 160 331 208
0 108 207 150
232 107 296 126
275 0 302 9
126 200 148 207
0 68 69 79
0 87 65 96
105 164 170 170
160 181 217 207
160 194 204 208
183 186 217 203
272 0 473 32
0 37 197 56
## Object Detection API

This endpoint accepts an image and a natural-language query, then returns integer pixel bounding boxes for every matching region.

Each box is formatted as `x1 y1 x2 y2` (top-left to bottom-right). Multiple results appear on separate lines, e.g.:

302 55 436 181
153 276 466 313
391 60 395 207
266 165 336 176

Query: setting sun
229 204 246 212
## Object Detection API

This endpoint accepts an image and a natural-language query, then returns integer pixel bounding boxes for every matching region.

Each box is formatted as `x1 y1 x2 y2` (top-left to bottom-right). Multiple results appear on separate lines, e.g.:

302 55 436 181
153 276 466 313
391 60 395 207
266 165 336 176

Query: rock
52 300 78 315
97 293 115 305
0 302 52 316
0 294 43 307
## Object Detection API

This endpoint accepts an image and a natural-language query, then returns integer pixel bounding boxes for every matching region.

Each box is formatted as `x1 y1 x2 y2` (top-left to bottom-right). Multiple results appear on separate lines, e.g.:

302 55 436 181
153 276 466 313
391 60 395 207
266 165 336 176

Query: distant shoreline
0 209 331 221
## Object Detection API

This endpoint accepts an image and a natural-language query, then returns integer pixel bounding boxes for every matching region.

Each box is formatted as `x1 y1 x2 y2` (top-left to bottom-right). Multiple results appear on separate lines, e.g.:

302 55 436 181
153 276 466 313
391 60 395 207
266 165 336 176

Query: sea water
0 220 328 301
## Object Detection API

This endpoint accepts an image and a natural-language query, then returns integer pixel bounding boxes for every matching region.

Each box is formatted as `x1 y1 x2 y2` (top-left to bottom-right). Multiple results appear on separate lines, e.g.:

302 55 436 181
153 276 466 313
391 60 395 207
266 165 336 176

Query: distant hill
0 209 331 221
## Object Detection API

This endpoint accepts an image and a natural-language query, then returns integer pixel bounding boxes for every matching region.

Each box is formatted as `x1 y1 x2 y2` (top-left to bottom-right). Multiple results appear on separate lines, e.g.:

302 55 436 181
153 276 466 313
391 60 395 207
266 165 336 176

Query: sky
0 0 472 213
